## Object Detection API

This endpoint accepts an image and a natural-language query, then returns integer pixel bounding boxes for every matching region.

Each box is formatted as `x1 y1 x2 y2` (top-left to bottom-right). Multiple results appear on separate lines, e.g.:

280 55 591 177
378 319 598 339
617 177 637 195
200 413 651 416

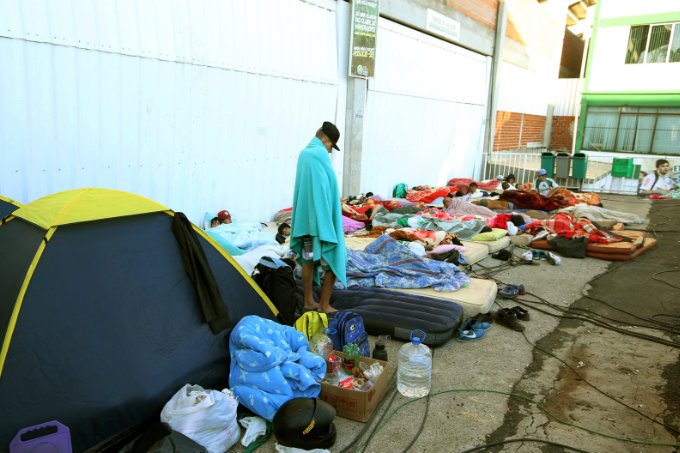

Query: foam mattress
463 235 511 253
530 230 657 261
395 278 497 317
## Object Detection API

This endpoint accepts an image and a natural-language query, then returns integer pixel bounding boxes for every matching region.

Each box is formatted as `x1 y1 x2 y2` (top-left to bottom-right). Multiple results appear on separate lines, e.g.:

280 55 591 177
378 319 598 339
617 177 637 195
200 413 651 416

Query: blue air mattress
311 285 464 346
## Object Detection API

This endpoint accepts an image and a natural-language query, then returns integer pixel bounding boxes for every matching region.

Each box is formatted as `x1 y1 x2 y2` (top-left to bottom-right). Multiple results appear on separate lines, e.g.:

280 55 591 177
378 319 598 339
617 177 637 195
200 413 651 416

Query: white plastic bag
160 384 240 453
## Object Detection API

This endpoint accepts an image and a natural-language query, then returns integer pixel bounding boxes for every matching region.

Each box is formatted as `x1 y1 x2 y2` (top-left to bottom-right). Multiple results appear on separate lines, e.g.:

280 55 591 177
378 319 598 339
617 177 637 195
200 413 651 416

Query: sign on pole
349 0 379 78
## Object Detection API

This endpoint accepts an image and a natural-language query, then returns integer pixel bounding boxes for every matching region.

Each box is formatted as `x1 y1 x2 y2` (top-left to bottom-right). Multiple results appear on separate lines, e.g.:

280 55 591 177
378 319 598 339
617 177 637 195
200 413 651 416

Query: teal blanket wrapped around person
290 137 347 284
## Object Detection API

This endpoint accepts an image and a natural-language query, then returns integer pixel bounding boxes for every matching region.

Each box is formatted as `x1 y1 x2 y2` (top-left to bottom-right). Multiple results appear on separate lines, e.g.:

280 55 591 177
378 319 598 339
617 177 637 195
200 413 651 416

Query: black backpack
251 256 302 326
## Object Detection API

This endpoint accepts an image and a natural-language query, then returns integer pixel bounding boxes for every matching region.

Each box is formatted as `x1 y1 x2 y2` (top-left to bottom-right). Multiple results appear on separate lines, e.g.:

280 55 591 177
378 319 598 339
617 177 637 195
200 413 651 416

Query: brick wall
549 116 575 152
446 0 498 30
559 29 585 78
494 111 546 151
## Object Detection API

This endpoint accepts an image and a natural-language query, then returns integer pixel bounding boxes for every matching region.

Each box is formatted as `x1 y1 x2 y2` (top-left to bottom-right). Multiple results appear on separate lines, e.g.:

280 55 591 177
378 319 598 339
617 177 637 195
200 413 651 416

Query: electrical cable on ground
456 437 597 453
472 260 680 347
518 330 680 435
356 388 680 449
652 269 680 290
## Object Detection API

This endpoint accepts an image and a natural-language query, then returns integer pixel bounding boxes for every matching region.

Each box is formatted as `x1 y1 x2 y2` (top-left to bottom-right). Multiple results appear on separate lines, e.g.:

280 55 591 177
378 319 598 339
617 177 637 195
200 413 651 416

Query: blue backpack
328 311 370 357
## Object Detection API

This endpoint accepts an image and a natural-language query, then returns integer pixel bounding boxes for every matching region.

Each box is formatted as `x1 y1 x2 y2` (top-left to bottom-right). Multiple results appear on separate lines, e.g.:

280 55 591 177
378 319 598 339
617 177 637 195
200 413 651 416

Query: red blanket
447 178 500 192
406 187 451 203
526 212 622 244
499 190 569 212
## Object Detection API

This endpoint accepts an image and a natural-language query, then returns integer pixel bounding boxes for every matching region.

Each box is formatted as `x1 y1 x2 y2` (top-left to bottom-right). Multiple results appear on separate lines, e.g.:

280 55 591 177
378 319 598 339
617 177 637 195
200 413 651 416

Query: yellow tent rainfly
0 195 23 220
0 188 277 451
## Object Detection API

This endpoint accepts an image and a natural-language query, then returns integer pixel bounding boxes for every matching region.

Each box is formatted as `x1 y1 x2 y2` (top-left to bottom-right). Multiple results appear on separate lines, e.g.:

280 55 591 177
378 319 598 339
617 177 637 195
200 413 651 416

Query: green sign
349 0 379 78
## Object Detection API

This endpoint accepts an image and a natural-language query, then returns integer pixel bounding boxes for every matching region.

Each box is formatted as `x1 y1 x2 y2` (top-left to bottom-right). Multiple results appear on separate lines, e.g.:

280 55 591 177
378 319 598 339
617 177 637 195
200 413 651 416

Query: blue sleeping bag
229 316 326 420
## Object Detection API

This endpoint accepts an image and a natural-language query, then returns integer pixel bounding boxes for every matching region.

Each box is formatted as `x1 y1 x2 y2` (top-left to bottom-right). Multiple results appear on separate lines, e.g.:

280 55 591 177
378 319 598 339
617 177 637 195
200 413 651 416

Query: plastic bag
160 384 240 453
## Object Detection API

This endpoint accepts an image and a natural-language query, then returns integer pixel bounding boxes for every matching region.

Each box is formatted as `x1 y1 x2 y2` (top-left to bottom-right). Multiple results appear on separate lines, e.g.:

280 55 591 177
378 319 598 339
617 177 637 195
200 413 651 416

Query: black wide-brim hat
273 397 337 450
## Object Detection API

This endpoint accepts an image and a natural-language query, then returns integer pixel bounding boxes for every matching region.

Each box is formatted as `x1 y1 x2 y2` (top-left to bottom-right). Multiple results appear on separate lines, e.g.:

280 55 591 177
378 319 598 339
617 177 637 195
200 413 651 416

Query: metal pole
482 0 508 157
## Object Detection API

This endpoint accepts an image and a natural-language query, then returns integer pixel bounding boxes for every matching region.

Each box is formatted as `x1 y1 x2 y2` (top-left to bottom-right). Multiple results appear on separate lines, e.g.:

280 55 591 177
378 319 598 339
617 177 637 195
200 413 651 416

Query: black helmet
273 398 337 449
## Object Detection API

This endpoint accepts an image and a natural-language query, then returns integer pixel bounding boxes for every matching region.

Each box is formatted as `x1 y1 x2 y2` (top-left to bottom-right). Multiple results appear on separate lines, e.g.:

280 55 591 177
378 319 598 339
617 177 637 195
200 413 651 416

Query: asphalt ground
234 195 680 453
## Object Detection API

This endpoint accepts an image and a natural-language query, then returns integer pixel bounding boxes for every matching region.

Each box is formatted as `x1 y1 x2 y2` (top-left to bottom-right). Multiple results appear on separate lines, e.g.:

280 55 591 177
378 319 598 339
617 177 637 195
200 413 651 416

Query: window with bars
583 106 680 154
625 23 680 64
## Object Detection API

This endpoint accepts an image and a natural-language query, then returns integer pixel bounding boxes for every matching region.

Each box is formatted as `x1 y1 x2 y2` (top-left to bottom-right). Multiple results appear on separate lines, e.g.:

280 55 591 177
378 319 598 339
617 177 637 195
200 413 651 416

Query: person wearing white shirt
639 159 677 195
532 169 558 196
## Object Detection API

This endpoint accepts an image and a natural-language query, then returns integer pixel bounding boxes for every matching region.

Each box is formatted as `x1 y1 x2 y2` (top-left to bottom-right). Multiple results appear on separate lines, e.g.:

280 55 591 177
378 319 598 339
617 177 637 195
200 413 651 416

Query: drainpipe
482 0 508 173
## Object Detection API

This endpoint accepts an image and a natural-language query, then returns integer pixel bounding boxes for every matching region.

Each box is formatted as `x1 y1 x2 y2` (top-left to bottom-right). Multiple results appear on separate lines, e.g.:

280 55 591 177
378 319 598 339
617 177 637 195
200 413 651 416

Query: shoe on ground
457 327 488 342
498 284 525 298
532 231 550 242
494 308 525 332
510 305 530 321
521 250 533 261
546 251 561 265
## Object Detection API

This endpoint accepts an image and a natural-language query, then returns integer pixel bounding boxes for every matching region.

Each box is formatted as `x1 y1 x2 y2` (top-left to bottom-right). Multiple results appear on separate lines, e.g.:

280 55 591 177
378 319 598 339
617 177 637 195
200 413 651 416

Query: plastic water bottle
302 237 314 261
310 327 335 360
397 330 432 398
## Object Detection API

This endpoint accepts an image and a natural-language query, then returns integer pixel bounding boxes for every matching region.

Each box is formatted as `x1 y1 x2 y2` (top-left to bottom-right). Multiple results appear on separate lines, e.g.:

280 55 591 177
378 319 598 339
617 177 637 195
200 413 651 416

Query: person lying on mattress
291 121 347 314
442 193 495 218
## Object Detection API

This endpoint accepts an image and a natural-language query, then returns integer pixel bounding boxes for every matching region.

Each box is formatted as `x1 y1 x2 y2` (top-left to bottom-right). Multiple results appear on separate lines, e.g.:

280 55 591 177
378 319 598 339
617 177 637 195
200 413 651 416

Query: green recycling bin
572 153 588 179
631 164 641 180
540 152 555 177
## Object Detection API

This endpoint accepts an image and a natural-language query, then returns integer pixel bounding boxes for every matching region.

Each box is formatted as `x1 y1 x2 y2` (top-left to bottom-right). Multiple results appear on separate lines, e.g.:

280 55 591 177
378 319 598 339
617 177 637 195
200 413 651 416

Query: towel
290 137 347 284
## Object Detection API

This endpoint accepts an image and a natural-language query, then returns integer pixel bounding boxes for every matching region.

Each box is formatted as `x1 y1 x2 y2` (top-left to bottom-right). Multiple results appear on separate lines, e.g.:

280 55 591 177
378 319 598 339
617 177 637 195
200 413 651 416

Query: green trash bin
612 157 634 178
631 164 641 180
540 152 555 177
572 153 588 179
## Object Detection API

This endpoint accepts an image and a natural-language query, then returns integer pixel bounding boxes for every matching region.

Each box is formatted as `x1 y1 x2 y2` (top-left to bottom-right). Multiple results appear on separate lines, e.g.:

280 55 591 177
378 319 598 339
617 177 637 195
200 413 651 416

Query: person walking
291 121 347 313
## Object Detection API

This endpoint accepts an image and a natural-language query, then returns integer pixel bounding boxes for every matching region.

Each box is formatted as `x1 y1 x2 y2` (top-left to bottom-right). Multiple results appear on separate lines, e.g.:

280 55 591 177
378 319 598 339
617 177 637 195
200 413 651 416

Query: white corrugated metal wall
362 19 490 196
0 0 340 224
553 78 580 116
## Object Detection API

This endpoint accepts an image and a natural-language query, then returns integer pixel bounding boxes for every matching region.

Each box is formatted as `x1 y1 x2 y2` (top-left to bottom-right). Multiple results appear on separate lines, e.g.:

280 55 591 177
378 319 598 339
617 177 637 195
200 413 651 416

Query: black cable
518 329 680 435
480 261 680 345
652 269 680 290
577 293 680 334
340 371 399 453
514 294 680 348
457 437 597 453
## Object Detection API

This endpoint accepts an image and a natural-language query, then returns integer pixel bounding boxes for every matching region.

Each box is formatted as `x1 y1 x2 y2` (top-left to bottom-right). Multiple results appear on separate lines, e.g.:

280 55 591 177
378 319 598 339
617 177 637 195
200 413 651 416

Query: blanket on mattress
371 211 487 239
345 234 470 291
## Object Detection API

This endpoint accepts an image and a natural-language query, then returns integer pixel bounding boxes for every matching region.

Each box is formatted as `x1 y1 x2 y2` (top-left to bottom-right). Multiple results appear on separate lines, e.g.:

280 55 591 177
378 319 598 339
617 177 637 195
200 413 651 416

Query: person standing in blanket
532 169 559 196
291 122 347 313
639 159 678 195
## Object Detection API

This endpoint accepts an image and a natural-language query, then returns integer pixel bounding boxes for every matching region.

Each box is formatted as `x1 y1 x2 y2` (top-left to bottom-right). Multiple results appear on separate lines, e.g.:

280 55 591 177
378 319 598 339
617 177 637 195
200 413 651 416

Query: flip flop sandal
511 305 530 321
494 308 525 332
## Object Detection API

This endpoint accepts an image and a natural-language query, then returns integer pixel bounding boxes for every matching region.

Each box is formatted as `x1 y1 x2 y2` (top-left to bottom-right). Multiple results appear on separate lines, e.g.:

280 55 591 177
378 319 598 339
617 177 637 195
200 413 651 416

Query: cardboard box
319 352 390 422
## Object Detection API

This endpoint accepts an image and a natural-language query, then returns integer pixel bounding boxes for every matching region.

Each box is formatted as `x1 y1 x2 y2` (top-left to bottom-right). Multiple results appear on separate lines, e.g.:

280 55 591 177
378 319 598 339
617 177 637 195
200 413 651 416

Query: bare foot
304 301 319 310
318 305 338 314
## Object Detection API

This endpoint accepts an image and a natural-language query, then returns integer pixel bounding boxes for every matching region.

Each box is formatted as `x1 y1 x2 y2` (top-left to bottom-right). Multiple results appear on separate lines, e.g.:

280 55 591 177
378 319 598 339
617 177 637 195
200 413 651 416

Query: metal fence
481 149 680 194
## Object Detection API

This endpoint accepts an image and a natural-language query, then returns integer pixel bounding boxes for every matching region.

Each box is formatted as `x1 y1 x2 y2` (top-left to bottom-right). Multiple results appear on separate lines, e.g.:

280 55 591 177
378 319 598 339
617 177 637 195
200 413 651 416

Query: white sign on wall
426 9 461 42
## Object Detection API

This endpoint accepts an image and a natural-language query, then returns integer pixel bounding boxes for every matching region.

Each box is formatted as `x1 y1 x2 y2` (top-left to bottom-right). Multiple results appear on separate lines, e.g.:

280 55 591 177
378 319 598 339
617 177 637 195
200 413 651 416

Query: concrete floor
238 195 680 453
